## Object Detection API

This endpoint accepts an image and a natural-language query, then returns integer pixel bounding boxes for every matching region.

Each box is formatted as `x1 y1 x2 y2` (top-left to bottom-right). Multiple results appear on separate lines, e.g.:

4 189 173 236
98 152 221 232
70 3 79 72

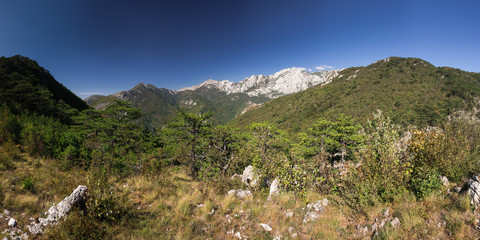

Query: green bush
409 168 442 199
86 166 129 222
340 111 410 210
21 176 35 192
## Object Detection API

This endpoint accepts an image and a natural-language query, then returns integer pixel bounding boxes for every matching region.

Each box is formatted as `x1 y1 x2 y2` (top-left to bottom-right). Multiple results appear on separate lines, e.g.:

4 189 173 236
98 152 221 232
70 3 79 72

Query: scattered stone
228 189 253 199
379 219 386 228
454 186 462 193
260 223 272 232
360 226 369 235
285 211 294 218
390 217 400 227
383 207 390 218
303 198 329 223
463 175 480 206
303 211 319 223
241 165 259 187
267 178 280 201
3 209 11 216
273 234 282 240
8 218 17 227
371 222 378 233
234 231 242 239
439 175 449 186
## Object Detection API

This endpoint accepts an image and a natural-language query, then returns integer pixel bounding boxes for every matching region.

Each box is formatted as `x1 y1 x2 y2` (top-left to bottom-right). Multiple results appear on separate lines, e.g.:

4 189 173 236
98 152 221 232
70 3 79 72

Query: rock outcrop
463 175 480 207
227 189 253 199
241 165 259 187
26 185 88 236
267 178 280 201
303 198 329 223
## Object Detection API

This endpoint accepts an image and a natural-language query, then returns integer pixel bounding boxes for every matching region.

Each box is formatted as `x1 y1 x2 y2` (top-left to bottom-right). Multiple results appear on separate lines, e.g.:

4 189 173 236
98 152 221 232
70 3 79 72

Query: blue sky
1 0 479 98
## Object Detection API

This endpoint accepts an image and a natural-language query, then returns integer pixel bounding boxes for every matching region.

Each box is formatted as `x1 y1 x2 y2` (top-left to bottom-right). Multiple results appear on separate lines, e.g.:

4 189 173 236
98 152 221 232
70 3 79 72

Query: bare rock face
27 185 88 236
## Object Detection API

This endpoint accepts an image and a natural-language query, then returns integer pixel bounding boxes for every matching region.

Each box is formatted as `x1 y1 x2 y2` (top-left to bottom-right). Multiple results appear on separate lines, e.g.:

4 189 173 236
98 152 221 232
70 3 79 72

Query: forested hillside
2 56 480 239
232 57 480 132
0 55 89 122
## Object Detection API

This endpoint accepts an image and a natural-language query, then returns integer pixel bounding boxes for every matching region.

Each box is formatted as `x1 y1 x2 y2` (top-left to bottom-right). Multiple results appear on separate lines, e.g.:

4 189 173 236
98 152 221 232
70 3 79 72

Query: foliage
0 55 87 122
21 176 35 192
86 164 129 222
297 114 363 162
247 122 289 182
168 110 213 178
232 57 480 131
341 111 411 210
409 167 442 199
408 110 480 182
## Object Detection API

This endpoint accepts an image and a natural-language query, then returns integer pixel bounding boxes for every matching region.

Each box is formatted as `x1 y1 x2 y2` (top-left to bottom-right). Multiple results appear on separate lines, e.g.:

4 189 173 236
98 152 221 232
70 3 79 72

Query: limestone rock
390 217 400 227
227 189 253 199
463 175 480 206
241 165 259 187
439 175 449 186
8 218 17 227
267 178 280 201
260 223 272 232
303 198 329 223
26 185 88 236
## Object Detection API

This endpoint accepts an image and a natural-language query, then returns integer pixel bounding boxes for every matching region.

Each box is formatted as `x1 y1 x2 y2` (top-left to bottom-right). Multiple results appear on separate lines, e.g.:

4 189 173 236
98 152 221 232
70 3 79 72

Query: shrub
409 168 442 199
86 166 129 223
340 110 410 210
408 113 480 183
21 176 35 192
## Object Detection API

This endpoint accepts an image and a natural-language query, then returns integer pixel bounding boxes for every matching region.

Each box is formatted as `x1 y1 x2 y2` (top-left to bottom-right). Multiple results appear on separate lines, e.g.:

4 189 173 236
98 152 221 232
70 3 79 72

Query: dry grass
3 153 480 240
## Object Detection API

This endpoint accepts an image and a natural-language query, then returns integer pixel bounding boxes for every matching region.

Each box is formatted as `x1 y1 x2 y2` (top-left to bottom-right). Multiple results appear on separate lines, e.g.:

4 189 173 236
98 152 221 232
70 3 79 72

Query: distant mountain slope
230 57 480 132
86 68 338 128
0 55 89 120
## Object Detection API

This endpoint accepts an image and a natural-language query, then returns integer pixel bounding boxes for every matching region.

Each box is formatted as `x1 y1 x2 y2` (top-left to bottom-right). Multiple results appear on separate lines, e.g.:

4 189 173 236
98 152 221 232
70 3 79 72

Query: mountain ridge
86 67 339 127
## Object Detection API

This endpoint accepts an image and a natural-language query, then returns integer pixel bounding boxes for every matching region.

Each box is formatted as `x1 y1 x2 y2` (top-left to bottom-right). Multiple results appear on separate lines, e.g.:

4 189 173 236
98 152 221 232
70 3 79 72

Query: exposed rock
303 198 329 223
454 186 462 193
285 211 294 218
8 218 17 227
241 165 259 187
463 175 480 206
3 210 11 216
234 231 242 239
267 178 280 201
439 175 449 186
260 223 272 231
228 189 253 199
383 207 390 218
390 217 400 227
26 185 88 236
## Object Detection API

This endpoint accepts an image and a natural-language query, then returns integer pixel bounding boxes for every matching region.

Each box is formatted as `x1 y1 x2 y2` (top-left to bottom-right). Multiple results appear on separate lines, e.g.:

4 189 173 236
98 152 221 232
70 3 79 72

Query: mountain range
86 67 340 128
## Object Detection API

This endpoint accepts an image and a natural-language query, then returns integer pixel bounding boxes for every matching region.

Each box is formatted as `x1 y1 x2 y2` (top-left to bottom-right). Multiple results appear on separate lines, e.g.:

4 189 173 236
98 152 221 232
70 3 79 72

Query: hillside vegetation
231 57 480 132
2 56 480 239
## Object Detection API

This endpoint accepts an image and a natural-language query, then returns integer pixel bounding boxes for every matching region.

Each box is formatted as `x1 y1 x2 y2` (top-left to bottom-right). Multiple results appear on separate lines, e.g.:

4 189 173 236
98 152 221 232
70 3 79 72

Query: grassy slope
231 57 480 132
1 149 478 239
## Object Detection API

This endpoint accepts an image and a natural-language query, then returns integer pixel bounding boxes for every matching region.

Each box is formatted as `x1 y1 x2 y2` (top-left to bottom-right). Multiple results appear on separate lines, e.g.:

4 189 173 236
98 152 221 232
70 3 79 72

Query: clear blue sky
1 0 479 98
